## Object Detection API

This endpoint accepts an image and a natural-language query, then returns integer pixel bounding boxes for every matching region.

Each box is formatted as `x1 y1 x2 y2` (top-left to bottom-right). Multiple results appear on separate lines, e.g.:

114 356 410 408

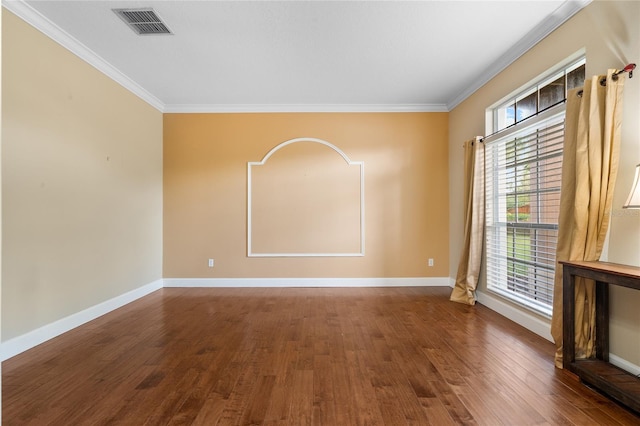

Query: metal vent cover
113 8 172 35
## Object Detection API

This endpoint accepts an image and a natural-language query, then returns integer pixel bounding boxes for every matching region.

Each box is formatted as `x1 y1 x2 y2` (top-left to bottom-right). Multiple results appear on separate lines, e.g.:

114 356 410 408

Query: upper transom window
493 58 585 133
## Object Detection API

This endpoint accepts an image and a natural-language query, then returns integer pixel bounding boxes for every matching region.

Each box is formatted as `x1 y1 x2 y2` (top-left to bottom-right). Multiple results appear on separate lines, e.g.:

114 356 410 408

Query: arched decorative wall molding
247 138 365 257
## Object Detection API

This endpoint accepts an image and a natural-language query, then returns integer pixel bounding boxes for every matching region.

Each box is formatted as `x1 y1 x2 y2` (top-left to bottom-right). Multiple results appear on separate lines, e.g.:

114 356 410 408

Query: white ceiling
5 0 590 112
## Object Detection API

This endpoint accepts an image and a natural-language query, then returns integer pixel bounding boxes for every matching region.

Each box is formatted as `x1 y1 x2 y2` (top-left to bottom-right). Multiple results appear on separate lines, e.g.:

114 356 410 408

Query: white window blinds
485 109 564 316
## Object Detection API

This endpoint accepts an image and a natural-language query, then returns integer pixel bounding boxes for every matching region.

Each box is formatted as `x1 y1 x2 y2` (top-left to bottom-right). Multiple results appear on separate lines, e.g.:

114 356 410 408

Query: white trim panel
2 0 165 111
248 138 365 257
0 279 163 361
164 277 450 288
476 289 553 342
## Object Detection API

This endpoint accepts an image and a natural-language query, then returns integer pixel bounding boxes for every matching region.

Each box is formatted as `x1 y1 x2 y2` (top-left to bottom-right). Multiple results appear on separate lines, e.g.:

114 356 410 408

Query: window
485 56 584 316
493 58 585 132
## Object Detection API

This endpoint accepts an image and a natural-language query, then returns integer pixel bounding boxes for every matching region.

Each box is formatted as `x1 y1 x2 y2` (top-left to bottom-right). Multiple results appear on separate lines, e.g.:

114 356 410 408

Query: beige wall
164 112 449 278
449 0 640 365
1 11 163 341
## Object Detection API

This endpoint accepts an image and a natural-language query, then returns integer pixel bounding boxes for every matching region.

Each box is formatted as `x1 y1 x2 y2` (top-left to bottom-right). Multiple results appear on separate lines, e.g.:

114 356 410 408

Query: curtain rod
595 63 636 87
612 63 636 80
580 63 636 97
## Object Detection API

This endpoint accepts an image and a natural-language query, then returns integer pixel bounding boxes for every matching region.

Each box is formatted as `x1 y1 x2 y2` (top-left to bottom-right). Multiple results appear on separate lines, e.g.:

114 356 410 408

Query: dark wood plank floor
3 286 640 425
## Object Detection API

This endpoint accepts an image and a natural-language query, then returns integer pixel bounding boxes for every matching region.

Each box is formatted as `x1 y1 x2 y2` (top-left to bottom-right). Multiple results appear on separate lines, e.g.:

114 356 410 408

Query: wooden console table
561 260 640 412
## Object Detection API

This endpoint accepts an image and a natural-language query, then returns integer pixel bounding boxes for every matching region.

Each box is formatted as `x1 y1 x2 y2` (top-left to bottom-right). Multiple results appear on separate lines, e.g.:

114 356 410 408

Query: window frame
483 53 585 317
484 105 566 317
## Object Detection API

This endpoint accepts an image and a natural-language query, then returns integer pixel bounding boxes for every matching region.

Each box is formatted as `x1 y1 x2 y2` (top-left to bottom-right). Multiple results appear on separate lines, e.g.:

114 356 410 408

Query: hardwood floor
3 286 639 425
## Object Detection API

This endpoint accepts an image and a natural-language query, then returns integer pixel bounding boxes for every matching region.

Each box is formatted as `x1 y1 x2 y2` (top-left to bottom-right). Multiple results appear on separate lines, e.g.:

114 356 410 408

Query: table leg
563 268 575 369
595 281 609 361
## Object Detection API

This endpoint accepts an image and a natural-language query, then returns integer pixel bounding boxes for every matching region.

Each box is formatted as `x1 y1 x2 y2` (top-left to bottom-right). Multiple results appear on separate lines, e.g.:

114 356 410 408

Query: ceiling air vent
113 8 173 35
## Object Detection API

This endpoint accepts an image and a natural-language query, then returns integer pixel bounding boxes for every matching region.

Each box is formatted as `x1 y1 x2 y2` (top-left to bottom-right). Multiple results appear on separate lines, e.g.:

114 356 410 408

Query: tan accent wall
1 11 163 341
164 112 448 278
449 0 640 365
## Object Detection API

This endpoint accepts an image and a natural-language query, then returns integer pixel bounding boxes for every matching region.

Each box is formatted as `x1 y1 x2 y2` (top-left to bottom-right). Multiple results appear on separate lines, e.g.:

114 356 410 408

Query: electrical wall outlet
428 258 434 267
208 258 214 268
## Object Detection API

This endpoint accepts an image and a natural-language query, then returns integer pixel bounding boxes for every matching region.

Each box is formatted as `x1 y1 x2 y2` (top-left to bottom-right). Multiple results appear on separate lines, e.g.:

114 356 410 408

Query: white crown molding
2 0 166 112
3 0 590 114
446 0 592 110
0 279 163 361
162 103 449 113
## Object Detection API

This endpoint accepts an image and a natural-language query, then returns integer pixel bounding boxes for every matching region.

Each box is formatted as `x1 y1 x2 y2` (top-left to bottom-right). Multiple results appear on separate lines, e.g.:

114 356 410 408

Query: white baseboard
476 289 554 342
609 354 640 376
476 290 640 375
163 277 450 288
5 276 638 378
0 276 448 361
0 279 163 361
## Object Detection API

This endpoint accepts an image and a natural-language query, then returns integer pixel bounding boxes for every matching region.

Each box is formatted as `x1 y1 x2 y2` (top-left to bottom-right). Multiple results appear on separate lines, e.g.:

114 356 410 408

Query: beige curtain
551 70 626 368
451 137 485 305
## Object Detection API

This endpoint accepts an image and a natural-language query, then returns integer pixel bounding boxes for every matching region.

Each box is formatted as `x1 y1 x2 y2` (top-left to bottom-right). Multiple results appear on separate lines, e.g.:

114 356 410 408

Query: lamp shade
623 163 640 209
